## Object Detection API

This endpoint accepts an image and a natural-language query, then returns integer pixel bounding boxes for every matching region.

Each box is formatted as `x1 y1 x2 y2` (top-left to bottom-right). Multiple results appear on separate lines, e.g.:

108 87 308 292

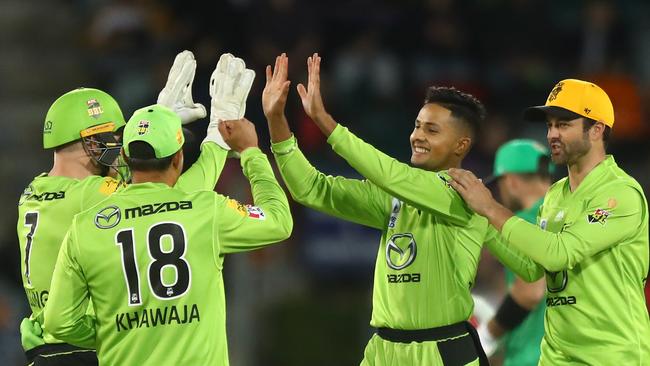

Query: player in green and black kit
263 53 490 365
17 51 254 365
474 140 553 365
450 79 650 365
43 106 292 365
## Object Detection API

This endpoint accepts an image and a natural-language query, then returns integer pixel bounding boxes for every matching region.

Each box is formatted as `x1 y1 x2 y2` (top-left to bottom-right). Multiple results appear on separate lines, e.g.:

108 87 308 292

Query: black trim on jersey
25 343 96 365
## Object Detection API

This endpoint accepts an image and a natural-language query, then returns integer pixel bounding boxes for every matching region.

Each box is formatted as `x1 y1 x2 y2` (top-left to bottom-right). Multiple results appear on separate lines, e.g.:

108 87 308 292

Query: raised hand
157 50 207 124
296 53 328 122
204 53 255 152
262 53 291 120
218 118 259 153
448 168 513 230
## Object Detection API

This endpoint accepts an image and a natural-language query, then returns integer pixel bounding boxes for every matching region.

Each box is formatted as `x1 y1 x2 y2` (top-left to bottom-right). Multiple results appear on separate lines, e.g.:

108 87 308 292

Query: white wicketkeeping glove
157 50 207 124
204 53 255 150
472 294 499 357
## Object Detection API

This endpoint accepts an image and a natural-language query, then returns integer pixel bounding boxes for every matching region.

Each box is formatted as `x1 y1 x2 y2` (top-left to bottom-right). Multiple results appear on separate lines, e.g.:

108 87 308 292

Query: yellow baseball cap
523 79 614 128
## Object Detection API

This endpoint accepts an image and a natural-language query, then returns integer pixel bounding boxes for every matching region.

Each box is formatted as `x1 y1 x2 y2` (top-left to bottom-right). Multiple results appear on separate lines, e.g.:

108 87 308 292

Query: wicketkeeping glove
20 317 45 352
204 53 255 150
157 50 207 124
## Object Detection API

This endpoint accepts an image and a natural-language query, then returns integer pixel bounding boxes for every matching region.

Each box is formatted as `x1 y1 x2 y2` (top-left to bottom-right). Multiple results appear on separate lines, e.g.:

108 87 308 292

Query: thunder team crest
137 120 150 135
87 99 104 119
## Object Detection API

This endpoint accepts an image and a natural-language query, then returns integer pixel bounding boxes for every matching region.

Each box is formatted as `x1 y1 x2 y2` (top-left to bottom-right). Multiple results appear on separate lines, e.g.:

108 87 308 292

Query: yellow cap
523 79 615 128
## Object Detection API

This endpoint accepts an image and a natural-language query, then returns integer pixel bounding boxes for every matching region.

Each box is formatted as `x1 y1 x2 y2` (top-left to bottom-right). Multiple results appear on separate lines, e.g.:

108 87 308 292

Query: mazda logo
94 205 121 229
385 233 417 270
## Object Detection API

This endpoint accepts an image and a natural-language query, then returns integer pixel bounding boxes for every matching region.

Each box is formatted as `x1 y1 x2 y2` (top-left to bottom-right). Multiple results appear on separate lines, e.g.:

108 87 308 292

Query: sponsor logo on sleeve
587 208 610 225
246 205 266 220
95 205 121 229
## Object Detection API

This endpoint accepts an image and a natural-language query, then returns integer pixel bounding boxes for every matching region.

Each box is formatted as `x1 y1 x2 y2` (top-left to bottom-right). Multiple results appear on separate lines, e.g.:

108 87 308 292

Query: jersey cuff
326 123 347 145
270 135 297 156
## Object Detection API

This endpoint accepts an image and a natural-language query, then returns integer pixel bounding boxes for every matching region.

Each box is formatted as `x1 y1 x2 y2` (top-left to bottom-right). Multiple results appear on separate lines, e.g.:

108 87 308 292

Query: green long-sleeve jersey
17 142 226 344
43 147 292 365
498 156 650 365
272 125 490 329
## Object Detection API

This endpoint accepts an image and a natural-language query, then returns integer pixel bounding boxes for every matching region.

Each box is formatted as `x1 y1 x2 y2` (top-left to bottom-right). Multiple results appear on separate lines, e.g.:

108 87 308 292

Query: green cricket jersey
502 199 545 366
499 156 650 365
272 125 489 330
17 142 226 344
43 147 291 365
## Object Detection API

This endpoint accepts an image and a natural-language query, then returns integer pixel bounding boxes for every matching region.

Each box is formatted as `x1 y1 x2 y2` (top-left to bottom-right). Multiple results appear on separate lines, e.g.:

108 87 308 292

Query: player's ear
454 136 471 157
171 149 184 172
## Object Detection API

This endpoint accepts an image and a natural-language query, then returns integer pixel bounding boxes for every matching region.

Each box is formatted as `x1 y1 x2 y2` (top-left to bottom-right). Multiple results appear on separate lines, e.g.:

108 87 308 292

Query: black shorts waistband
25 343 95 364
376 321 469 343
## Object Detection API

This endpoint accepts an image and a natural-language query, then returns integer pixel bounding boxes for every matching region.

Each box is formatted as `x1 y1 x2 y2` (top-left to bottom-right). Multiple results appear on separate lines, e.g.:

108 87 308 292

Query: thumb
217 121 229 138
296 83 307 101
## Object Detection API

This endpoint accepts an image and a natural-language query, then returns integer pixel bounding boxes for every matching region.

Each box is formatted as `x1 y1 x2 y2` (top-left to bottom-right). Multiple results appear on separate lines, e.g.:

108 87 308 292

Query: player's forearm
313 112 337 137
484 228 544 282
43 313 96 349
501 217 573 272
175 143 228 192
271 136 388 229
241 148 292 240
267 114 293 143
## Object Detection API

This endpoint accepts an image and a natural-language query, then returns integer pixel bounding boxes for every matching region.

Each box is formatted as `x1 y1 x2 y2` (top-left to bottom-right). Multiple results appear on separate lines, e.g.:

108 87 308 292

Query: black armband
494 294 531 330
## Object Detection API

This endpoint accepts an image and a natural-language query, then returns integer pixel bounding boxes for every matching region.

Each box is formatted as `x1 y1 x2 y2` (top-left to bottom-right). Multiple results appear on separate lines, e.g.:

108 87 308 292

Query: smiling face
409 103 470 171
546 116 592 166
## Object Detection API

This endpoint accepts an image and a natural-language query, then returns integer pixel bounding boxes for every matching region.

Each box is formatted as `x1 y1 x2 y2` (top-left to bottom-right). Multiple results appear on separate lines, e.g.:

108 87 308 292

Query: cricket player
263 53 490 365
449 79 650 365
476 140 553 365
43 105 292 365
17 51 254 365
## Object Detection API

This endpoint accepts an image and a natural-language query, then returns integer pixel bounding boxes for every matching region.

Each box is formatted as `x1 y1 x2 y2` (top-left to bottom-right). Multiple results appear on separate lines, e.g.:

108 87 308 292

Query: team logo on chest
385 233 417 270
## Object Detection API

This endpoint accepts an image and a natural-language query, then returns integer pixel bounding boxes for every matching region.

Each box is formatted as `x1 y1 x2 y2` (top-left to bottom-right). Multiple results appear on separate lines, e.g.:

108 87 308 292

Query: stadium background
1 0 650 364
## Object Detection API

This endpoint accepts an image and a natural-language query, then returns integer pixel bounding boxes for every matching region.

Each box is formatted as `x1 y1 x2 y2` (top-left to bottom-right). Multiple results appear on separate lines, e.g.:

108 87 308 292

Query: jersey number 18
115 222 191 306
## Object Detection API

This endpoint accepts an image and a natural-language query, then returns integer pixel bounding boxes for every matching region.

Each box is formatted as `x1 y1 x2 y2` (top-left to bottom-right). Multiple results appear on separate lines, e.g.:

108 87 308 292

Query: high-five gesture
297 53 337 136
157 50 207 124
262 53 291 120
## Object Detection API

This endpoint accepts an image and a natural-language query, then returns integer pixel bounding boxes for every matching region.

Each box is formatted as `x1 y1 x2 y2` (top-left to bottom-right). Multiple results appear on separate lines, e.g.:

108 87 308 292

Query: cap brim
523 106 583 122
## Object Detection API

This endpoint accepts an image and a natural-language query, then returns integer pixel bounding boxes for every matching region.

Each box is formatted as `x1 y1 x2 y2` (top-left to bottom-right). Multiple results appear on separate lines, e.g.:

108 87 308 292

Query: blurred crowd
2 0 650 365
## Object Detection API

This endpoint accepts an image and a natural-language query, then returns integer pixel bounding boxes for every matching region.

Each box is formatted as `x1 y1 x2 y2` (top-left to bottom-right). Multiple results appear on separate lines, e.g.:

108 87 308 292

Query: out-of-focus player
17 51 254 365
263 53 490 365
476 140 553 365
43 106 292 365
450 79 650 365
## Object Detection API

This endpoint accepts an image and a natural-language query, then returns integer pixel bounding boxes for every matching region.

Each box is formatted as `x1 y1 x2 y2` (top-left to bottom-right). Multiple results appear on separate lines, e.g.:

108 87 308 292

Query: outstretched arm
293 54 472 225
263 53 391 229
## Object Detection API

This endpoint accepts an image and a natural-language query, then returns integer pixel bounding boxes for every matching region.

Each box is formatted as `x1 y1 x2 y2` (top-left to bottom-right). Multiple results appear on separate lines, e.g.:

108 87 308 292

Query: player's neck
49 150 98 180
131 171 177 187
567 148 606 192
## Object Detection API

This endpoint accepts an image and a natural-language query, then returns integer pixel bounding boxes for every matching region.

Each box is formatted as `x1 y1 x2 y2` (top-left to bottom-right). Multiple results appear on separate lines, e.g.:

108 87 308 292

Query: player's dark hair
423 86 486 142
582 117 611 148
124 141 174 172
